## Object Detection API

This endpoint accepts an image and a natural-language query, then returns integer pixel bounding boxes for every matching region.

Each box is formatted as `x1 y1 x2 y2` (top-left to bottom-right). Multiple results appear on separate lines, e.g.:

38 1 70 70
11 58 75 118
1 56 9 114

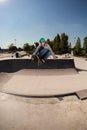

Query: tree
53 34 61 53
68 42 72 53
30 45 35 52
46 39 52 47
17 47 23 51
0 47 1 53
46 39 54 50
8 44 17 53
74 37 81 55
47 39 51 45
81 49 86 56
60 33 69 53
23 43 31 53
83 37 87 53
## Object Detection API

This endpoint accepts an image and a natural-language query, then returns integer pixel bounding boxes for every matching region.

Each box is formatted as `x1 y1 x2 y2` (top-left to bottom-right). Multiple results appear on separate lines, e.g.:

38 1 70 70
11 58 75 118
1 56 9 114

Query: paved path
0 93 87 130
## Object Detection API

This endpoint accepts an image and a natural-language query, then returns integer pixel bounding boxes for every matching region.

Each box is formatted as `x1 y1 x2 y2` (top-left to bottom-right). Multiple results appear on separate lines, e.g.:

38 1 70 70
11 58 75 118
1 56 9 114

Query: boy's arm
31 45 41 60
32 45 41 55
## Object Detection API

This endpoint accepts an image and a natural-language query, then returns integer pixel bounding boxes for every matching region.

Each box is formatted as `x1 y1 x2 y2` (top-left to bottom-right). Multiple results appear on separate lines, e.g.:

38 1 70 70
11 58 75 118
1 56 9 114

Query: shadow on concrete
0 59 76 73
0 91 77 99
76 68 87 72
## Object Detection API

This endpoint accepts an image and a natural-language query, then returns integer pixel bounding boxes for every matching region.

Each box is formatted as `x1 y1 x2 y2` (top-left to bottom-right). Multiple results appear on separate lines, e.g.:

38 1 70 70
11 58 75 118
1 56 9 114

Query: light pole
71 37 76 57
74 37 76 47
14 39 16 46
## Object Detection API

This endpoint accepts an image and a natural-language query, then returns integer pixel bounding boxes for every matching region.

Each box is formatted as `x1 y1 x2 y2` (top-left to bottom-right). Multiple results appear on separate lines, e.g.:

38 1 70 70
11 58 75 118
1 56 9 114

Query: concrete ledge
0 59 76 73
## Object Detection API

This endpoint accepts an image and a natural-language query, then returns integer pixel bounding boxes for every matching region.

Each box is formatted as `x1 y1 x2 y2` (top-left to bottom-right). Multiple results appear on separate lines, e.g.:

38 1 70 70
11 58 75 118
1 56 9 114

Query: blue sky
0 0 87 48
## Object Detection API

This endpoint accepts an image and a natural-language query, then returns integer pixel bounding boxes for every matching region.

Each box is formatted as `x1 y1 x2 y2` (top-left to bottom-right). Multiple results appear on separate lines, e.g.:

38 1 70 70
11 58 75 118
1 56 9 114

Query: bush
8 44 17 53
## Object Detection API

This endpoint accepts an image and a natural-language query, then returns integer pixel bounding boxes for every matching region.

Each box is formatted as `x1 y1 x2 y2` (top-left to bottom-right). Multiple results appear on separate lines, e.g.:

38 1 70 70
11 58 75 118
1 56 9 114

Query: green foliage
8 44 17 53
80 49 86 56
47 39 51 46
30 45 35 51
74 37 81 56
48 33 69 54
23 43 31 53
4 34 87 57
53 34 61 53
0 47 2 52
47 39 54 50
17 47 23 51
59 33 69 53
23 43 35 54
83 37 87 52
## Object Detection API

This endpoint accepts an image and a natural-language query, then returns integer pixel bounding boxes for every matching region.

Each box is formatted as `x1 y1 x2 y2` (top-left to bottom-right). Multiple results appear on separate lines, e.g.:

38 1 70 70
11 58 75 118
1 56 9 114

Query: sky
0 0 87 48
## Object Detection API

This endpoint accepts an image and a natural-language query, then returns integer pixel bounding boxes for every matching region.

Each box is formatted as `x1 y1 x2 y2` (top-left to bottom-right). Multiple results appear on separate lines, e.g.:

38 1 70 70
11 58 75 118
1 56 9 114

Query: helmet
39 38 46 43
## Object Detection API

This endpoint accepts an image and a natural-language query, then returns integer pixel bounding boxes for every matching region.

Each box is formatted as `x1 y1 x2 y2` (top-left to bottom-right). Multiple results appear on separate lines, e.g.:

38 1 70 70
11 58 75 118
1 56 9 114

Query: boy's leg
31 55 43 65
38 48 51 59
36 48 52 64
43 51 51 60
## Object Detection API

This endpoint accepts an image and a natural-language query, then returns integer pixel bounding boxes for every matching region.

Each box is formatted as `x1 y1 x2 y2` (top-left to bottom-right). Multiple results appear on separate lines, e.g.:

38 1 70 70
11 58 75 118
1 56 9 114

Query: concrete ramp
0 58 81 97
0 59 76 73
1 58 87 98
1 72 87 97
76 89 87 100
16 69 77 76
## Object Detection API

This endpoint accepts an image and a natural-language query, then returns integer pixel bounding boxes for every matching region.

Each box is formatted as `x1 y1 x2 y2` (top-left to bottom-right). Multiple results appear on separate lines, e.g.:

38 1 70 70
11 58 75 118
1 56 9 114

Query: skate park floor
0 57 87 99
0 57 87 130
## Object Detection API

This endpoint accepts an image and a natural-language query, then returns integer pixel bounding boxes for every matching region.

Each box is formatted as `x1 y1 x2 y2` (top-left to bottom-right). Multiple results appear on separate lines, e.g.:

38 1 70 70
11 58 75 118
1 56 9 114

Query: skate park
0 57 87 99
0 56 87 130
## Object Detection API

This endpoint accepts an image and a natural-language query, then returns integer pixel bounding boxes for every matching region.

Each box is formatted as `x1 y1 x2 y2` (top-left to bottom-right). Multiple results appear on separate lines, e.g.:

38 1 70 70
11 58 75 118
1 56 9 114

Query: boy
32 38 56 64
